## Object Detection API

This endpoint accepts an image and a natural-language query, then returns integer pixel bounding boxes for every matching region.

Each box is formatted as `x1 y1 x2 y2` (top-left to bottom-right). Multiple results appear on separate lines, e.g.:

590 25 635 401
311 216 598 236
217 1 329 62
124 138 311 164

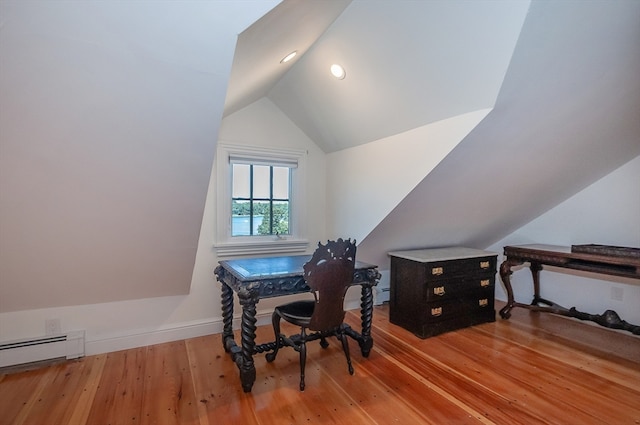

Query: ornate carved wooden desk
499 244 640 335
214 255 380 392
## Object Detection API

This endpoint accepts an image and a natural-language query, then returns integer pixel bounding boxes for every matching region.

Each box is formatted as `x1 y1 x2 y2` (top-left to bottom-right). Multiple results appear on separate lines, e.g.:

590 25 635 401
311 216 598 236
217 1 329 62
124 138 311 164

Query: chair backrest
303 238 356 331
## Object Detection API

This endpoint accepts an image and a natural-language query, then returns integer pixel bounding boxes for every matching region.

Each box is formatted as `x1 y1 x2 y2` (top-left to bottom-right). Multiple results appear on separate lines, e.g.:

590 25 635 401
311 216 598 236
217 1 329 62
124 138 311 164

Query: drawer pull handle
433 286 445 296
480 261 490 269
480 279 490 287
432 267 443 275
479 298 489 307
431 307 443 317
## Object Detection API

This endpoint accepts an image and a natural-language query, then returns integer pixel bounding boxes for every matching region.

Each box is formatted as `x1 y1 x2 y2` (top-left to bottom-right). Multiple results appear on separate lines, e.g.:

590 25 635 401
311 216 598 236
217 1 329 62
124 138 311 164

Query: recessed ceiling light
280 51 297 64
330 64 346 80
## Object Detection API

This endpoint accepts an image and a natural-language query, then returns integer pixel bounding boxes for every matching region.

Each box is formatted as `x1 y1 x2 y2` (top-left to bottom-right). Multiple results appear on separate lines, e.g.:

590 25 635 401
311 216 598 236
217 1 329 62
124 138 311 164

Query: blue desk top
219 255 376 282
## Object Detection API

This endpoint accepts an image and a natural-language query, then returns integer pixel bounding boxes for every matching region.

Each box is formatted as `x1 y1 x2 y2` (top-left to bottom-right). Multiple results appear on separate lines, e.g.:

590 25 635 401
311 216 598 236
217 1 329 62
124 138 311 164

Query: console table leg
499 259 519 319
529 262 544 305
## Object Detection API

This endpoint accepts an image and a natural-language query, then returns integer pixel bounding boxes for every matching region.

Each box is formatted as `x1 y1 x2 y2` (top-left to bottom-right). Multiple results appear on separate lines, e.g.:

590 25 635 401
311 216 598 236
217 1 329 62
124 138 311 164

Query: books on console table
570 244 640 259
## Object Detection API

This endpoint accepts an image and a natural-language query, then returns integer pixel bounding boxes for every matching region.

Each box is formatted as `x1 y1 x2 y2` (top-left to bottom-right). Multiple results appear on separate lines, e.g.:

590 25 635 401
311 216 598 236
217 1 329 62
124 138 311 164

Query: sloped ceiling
226 0 529 152
223 0 351 118
0 0 278 312
358 0 640 267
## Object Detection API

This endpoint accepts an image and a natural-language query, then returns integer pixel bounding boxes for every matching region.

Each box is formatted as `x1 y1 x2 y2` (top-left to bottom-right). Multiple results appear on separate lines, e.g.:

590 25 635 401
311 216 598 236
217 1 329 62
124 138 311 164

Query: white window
215 143 308 256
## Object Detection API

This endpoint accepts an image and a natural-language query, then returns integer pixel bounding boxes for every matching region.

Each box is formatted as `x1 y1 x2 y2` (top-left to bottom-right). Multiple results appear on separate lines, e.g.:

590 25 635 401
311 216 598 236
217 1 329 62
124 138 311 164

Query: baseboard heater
0 331 85 368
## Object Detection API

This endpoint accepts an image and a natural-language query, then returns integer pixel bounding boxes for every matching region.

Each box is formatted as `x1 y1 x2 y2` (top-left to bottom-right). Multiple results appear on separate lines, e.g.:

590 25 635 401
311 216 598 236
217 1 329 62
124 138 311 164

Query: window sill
214 239 309 257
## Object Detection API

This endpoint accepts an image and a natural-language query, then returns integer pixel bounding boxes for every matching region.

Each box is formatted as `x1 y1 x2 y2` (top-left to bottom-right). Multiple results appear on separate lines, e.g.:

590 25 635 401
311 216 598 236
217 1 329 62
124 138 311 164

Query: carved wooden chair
265 238 357 391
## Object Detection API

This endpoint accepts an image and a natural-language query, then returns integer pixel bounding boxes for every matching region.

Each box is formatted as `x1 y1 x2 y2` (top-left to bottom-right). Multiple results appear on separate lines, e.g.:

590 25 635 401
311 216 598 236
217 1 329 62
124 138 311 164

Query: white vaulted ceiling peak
224 0 531 153
223 0 352 118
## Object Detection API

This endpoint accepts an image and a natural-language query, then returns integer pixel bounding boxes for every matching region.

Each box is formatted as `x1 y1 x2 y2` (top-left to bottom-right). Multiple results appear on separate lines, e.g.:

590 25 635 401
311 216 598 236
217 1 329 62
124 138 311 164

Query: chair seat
275 300 314 327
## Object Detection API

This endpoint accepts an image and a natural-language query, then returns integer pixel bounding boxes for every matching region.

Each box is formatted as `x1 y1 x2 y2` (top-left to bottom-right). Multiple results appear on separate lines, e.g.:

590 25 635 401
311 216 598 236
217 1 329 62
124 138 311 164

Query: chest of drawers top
389 247 497 278
388 247 497 263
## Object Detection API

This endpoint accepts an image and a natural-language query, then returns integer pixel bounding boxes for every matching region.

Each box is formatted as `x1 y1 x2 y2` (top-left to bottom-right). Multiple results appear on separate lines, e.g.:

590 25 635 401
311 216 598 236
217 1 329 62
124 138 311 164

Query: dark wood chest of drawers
389 247 497 338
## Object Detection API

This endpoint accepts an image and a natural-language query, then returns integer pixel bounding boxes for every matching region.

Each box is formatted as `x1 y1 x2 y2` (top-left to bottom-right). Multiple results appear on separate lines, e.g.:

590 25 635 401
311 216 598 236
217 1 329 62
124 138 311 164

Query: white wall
0 98 329 355
325 108 491 243
489 155 640 325
3 110 635 355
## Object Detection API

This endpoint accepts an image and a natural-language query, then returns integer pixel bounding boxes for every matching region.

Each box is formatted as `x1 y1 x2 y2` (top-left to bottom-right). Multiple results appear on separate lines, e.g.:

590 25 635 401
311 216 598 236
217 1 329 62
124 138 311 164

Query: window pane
253 200 270 235
232 164 250 198
253 165 270 198
272 167 290 199
273 200 289 235
231 200 251 236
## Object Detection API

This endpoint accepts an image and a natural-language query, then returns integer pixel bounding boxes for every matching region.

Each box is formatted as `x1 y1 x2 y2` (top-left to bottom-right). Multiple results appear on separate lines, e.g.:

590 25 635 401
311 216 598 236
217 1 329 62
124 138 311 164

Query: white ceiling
223 0 351 119
225 0 529 152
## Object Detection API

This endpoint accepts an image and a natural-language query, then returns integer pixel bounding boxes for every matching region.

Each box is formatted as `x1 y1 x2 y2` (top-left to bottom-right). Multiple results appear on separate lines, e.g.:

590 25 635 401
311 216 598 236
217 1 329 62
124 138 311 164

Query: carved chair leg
265 311 281 363
320 336 329 348
339 327 354 375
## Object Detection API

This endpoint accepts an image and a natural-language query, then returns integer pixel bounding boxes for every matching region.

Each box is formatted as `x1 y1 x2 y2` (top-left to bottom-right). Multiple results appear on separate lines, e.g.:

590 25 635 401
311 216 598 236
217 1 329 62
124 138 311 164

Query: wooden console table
499 244 640 335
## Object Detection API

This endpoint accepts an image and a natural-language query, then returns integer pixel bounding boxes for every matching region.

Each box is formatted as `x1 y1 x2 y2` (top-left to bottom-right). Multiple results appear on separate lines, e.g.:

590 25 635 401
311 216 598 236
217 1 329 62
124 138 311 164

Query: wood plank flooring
1 302 639 425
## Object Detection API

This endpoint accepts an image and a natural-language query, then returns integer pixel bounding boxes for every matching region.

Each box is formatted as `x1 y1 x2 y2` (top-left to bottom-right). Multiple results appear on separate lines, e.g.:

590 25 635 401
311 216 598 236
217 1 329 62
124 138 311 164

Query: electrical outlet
45 318 61 335
611 286 624 302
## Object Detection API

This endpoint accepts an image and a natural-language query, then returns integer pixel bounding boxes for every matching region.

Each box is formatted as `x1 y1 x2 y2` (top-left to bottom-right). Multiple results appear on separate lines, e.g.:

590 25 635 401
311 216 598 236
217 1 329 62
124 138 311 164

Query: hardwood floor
1 302 639 425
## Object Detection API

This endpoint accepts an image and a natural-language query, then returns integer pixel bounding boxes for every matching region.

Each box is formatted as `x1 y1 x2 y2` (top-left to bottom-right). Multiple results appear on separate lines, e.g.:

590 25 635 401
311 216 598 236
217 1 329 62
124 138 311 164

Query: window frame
215 143 308 257
230 162 291 237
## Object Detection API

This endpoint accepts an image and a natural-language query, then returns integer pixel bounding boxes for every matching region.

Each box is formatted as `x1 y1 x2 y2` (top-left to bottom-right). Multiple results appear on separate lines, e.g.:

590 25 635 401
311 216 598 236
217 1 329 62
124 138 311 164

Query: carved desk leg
345 269 379 358
237 288 259 393
220 282 235 352
358 284 374 357
215 266 238 354
499 258 521 319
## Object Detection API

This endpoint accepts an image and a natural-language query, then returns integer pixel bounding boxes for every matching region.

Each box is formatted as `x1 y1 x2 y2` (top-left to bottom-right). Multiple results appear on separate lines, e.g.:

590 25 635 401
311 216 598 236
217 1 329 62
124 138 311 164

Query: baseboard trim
85 301 365 356
86 313 259 356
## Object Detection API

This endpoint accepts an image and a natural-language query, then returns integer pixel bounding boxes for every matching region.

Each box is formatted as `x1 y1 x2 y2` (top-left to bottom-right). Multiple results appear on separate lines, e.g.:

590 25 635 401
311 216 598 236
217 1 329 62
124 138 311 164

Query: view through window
231 163 290 236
